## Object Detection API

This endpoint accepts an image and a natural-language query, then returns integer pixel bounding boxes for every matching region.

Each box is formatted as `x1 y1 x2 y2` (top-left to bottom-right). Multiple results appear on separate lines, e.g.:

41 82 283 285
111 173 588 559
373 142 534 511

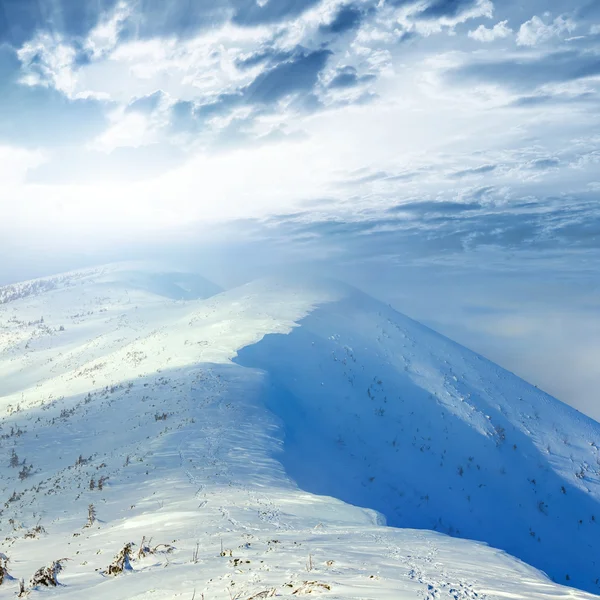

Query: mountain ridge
235 277 600 590
0 264 598 598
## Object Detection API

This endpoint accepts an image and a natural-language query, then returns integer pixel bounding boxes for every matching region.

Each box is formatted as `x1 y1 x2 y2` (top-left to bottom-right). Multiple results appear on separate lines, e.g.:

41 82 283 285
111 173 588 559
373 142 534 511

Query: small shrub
18 465 33 480
8 490 21 503
137 536 175 559
84 504 96 528
292 581 331 595
75 455 91 467
247 590 275 599
24 525 46 539
0 553 11 585
105 543 134 576
30 559 67 587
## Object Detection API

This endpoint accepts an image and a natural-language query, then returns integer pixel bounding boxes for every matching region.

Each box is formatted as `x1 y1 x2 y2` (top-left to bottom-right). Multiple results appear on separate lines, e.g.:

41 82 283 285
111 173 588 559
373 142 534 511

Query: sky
1 0 599 417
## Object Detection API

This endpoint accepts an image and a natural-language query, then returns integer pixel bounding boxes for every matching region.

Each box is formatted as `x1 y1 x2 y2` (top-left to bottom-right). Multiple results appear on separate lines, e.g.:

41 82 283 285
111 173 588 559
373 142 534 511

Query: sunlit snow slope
0 264 598 599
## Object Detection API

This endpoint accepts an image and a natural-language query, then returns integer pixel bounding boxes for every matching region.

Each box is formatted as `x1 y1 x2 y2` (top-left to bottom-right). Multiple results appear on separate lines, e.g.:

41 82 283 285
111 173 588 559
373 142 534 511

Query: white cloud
85 1 132 59
5 0 599 252
89 111 154 153
468 20 512 42
16 32 78 96
516 15 576 47
10 0 499 114
74 23 275 105
401 0 494 36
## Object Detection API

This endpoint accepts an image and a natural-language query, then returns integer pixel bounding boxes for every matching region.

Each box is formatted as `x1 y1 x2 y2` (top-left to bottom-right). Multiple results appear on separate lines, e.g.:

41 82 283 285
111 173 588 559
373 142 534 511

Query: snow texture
0 263 598 599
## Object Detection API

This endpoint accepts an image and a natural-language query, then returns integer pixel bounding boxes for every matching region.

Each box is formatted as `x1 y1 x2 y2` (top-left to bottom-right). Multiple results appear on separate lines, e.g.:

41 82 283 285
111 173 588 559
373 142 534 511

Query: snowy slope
0 266 598 599
235 280 600 591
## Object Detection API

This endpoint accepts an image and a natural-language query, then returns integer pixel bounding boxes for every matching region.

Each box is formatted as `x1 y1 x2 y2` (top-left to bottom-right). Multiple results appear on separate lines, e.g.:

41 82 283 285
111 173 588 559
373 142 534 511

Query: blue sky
1 0 600 416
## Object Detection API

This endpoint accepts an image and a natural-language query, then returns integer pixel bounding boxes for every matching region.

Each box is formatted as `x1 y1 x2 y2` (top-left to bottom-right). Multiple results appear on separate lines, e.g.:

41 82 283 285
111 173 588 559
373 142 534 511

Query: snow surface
0 263 598 599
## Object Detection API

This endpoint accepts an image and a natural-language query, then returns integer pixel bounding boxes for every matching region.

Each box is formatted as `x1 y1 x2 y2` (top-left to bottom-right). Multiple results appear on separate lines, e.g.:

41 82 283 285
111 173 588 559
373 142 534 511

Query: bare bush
137 536 175 559
292 581 331 595
192 542 200 564
247 591 276 599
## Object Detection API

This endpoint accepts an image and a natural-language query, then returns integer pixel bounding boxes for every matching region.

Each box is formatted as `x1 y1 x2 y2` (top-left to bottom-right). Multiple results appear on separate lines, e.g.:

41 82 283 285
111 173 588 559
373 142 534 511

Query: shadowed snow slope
234 279 600 592
0 267 598 599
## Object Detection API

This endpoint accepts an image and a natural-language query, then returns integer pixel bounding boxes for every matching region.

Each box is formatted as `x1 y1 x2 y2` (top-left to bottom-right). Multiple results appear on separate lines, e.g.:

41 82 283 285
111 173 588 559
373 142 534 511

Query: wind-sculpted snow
236 286 600 592
0 266 598 598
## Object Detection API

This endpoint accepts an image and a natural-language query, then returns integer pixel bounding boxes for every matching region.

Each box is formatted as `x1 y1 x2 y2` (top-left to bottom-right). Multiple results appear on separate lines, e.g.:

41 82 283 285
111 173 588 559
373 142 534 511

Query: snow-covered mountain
0 264 598 599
